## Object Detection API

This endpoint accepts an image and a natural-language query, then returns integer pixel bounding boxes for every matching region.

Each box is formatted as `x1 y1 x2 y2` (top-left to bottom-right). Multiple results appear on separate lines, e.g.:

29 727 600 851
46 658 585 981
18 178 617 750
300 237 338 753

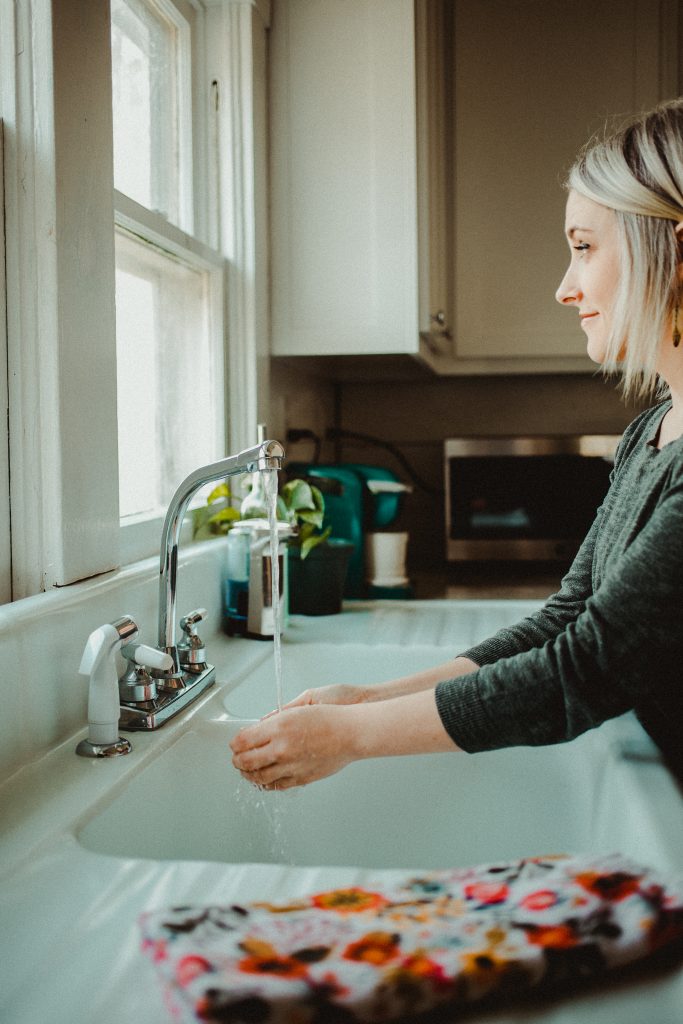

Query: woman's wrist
361 656 480 703
344 690 460 761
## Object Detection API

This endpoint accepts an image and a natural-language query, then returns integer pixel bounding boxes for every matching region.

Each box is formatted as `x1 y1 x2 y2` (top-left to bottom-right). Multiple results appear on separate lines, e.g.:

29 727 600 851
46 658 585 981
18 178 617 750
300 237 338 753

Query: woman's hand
281 656 480 711
230 705 359 790
283 683 369 709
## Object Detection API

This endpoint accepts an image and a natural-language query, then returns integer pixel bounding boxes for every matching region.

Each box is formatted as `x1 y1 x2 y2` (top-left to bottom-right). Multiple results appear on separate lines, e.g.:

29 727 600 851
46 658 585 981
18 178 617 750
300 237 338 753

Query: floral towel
140 853 683 1023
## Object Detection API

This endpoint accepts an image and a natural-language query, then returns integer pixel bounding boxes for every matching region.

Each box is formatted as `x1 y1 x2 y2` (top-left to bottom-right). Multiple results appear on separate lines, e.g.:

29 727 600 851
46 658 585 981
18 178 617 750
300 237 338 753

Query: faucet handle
178 608 209 674
119 643 174 704
180 608 208 634
122 643 174 672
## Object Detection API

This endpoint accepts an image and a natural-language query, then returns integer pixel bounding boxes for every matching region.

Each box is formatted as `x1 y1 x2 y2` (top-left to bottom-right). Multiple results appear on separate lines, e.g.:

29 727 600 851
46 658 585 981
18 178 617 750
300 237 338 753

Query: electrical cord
325 427 444 496
285 429 322 463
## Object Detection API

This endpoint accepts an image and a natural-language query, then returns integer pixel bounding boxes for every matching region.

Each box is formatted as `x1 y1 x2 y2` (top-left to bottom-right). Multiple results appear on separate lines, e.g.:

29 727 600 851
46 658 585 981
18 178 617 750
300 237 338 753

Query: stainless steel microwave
444 435 621 561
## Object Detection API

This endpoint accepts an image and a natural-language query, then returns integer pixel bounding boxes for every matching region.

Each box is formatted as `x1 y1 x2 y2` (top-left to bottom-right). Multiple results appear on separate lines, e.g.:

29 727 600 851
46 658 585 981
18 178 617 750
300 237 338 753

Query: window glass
111 0 181 224
115 231 222 519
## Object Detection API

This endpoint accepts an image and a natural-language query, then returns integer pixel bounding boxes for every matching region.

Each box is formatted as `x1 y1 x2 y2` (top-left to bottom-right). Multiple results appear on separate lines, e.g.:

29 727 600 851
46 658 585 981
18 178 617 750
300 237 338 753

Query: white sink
74 642 683 872
76 713 605 868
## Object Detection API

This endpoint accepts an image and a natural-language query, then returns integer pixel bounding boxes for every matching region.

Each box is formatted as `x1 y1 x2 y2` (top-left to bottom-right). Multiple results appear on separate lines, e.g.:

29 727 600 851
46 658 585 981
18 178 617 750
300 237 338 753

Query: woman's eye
573 242 590 253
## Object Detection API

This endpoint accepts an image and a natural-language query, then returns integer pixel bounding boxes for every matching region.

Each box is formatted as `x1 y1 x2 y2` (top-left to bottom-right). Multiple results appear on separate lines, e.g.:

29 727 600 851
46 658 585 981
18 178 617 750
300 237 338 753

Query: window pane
115 232 222 519
111 0 182 224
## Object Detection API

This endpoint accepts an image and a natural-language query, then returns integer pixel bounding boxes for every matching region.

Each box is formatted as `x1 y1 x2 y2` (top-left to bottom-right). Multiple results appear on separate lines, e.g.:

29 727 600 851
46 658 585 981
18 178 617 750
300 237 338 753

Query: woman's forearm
348 689 463 758
360 656 480 702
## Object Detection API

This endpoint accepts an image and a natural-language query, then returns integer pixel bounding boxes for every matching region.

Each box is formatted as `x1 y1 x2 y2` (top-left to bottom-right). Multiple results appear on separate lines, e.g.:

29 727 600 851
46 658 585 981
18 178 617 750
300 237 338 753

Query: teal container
286 463 406 597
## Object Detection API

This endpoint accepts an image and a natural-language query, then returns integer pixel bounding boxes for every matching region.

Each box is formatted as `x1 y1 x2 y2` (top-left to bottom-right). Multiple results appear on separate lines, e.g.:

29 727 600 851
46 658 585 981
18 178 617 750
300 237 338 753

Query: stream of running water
264 468 283 712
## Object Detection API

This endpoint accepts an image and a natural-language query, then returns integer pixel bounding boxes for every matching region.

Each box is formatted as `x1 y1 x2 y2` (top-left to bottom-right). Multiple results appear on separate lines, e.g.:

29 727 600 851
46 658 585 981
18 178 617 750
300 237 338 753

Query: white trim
205 0 260 452
115 189 225 269
2 0 56 597
203 0 270 17
154 0 195 232
2 0 120 598
119 508 195 565
0 122 10 604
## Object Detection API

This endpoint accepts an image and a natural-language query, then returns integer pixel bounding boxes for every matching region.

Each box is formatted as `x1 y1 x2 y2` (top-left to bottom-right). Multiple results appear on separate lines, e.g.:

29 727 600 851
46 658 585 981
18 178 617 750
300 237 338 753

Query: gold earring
675 300 681 348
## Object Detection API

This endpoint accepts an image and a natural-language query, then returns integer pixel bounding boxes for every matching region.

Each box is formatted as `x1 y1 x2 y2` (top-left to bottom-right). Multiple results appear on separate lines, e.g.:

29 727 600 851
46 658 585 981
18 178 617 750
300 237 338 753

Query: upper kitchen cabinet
268 0 681 373
443 0 680 374
269 0 431 360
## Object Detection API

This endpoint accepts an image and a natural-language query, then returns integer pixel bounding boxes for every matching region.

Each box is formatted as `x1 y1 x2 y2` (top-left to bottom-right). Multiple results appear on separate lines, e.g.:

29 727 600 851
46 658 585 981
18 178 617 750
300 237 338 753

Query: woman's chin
585 336 608 365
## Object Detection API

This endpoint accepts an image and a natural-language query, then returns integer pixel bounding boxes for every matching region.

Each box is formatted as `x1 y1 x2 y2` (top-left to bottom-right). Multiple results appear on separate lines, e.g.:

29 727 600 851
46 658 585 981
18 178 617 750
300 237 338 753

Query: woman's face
555 190 621 364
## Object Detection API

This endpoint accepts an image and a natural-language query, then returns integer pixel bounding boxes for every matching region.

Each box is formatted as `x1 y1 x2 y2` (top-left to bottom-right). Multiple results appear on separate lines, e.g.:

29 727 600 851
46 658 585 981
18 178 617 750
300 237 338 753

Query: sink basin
75 642 662 870
77 714 607 868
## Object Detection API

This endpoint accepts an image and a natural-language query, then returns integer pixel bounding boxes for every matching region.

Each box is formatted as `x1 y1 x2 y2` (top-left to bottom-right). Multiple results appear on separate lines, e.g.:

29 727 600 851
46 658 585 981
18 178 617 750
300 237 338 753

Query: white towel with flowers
140 852 683 1023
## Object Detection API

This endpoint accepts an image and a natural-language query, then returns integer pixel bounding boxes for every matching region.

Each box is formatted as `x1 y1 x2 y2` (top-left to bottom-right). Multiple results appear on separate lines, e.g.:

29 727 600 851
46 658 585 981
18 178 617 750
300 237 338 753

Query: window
111 0 192 229
115 232 224 520
0 0 265 600
111 0 226 562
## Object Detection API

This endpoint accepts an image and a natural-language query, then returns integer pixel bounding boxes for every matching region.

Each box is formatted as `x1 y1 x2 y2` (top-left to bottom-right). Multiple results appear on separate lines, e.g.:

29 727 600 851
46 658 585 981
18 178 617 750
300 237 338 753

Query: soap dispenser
76 615 138 758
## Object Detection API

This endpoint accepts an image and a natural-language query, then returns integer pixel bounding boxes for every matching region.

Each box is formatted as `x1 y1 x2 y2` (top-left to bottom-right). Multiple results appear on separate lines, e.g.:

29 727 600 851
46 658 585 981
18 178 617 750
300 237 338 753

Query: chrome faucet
118 438 285 731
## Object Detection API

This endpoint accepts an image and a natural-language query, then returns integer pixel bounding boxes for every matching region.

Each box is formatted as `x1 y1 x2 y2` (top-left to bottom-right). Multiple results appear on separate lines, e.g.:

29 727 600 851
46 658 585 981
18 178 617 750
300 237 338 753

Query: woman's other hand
281 655 480 712
283 683 369 709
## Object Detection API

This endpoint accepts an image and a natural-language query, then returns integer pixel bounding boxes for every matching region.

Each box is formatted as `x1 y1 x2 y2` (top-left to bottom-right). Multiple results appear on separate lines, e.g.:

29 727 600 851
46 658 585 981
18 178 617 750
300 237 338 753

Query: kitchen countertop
1 598 681 1024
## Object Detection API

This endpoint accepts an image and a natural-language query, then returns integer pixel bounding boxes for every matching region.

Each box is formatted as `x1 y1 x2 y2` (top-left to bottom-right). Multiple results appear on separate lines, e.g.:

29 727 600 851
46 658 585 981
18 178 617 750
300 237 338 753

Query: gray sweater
435 401 683 775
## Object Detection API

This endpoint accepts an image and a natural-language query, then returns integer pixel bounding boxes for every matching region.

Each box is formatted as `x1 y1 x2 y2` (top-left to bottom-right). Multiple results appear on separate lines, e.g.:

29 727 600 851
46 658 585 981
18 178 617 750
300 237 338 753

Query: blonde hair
567 99 683 401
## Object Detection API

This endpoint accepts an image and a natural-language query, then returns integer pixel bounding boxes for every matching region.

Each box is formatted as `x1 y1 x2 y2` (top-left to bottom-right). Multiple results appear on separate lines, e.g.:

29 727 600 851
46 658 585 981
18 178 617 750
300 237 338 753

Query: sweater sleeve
436 469 683 753
459 506 601 667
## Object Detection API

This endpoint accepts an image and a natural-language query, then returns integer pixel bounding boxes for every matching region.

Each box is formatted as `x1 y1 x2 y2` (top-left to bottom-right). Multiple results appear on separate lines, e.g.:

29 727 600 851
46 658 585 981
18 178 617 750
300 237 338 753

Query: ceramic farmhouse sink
74 641 683 873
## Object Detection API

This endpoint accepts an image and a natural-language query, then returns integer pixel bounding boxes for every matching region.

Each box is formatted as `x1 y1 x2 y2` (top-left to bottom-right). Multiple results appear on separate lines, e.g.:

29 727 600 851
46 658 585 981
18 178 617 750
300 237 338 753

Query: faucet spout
158 439 285 664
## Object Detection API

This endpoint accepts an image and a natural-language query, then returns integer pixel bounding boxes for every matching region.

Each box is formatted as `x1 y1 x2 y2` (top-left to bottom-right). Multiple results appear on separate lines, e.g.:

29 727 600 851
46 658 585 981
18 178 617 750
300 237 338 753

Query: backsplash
276 371 644 570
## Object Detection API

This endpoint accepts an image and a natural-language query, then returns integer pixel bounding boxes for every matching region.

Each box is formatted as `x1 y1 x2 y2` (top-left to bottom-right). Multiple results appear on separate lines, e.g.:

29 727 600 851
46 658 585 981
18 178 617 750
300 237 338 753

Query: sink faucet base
119 664 216 730
75 736 133 758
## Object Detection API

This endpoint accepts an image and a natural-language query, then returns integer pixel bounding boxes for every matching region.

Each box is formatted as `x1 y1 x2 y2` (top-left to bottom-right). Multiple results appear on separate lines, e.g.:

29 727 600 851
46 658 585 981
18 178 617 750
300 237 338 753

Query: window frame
111 0 196 232
0 0 264 602
0 123 10 604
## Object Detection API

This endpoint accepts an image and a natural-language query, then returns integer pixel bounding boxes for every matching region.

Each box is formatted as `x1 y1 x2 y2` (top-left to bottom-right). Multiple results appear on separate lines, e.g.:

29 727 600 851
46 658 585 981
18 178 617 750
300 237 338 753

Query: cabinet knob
429 310 452 344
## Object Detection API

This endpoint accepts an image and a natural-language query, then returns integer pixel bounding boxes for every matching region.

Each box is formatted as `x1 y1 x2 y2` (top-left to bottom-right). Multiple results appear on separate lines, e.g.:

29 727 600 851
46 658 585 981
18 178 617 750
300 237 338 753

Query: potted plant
278 478 353 616
191 476 353 617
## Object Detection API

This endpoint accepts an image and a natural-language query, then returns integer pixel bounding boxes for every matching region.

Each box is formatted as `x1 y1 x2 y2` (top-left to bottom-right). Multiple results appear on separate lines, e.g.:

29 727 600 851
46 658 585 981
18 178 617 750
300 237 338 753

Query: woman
231 99 683 789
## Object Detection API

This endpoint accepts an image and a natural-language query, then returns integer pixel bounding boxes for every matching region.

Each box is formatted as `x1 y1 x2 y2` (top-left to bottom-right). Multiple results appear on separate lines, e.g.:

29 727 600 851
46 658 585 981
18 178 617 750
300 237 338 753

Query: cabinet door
448 0 676 371
269 0 419 357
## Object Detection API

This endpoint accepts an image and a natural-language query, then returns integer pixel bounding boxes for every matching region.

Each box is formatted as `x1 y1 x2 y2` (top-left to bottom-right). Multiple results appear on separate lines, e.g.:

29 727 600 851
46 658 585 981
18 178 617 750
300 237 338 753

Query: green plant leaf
191 504 217 537
300 525 331 559
296 508 324 529
207 481 231 504
191 497 240 540
281 478 316 511
209 507 241 525
310 484 325 512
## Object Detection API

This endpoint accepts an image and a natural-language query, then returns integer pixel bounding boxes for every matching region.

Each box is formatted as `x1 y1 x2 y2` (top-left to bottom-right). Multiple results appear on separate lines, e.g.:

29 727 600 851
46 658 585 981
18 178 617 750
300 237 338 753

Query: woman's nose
555 266 581 306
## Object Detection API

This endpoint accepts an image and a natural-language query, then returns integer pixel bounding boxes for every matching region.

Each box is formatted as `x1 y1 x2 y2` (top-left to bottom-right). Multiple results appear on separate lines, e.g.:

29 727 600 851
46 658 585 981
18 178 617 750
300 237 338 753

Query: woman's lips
580 312 599 328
